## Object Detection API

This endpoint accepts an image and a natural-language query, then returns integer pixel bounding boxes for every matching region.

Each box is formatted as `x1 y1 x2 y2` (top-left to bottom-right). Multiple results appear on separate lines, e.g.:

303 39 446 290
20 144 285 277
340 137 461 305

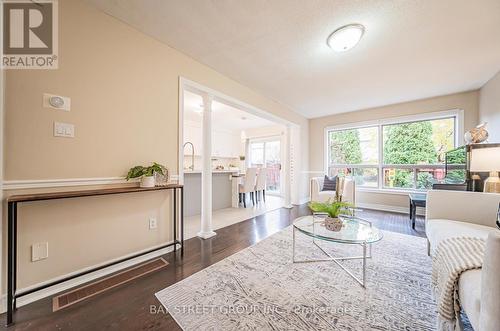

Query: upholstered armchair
310 177 355 204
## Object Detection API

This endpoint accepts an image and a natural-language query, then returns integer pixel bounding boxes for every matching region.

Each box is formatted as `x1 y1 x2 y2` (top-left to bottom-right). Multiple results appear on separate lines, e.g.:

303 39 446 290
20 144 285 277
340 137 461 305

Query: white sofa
426 190 500 331
310 177 355 204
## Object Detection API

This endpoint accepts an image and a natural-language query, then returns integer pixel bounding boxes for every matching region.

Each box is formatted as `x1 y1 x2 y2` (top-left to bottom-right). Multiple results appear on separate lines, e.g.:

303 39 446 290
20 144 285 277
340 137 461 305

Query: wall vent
52 257 168 311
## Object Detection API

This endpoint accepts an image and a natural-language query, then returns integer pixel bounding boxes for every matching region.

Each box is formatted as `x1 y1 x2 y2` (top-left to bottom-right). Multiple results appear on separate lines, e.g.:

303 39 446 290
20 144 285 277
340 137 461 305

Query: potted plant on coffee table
126 162 166 188
308 199 353 231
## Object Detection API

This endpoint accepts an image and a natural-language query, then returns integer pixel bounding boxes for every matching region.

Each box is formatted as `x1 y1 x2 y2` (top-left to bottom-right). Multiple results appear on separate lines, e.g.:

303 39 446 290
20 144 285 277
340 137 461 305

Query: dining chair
255 168 267 203
239 167 258 207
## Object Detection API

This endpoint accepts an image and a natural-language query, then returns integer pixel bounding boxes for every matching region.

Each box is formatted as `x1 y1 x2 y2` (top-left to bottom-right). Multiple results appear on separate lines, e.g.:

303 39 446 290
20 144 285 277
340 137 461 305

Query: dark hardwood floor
1 205 425 330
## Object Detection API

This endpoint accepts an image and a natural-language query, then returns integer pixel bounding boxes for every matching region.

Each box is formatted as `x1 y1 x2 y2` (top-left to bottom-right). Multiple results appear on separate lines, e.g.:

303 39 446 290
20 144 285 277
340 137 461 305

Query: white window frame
324 109 464 194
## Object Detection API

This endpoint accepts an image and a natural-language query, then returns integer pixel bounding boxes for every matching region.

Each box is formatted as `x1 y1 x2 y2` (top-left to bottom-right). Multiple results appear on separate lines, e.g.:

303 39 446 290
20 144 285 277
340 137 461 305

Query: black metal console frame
5 185 184 326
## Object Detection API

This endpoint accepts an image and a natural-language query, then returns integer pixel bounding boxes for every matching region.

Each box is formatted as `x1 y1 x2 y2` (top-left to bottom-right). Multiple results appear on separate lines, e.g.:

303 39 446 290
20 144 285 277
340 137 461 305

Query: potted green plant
308 199 353 231
126 162 166 188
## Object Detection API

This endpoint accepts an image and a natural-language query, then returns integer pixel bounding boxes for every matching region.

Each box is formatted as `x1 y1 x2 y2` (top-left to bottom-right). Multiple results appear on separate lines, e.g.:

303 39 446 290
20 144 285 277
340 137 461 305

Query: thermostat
43 93 71 111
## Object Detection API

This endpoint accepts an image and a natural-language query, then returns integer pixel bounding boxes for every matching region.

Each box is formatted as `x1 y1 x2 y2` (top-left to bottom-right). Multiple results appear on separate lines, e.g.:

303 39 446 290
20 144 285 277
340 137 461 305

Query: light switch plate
54 122 75 138
43 93 71 111
149 217 157 230
32 242 48 262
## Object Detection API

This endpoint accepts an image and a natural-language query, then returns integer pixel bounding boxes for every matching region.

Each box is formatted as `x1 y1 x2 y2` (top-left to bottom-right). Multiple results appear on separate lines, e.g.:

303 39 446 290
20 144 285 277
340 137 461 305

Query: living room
1 0 499 330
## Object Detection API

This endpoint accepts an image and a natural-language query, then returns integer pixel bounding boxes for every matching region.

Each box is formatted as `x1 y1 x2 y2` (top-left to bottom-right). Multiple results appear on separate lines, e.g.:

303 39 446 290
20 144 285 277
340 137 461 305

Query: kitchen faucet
183 142 195 170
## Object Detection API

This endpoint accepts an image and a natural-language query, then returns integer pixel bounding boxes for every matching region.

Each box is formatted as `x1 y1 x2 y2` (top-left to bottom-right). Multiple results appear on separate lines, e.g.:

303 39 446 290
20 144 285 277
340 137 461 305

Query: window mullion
378 124 383 189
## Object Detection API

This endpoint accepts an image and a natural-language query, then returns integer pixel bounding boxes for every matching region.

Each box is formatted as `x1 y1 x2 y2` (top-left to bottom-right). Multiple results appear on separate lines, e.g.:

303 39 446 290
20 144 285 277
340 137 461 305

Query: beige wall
309 91 479 210
3 0 308 290
479 71 500 143
243 125 285 139
242 125 286 157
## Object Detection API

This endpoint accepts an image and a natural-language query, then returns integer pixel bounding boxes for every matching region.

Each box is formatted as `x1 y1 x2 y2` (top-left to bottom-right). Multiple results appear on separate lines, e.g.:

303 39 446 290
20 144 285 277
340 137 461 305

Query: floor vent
52 257 169 312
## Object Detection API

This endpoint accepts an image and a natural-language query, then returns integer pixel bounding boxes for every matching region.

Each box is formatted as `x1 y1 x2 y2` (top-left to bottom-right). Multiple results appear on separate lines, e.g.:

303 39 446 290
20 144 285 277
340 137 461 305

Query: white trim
2 175 179 190
248 134 283 143
0 242 177 313
357 202 425 216
357 187 429 195
291 196 423 213
179 77 298 128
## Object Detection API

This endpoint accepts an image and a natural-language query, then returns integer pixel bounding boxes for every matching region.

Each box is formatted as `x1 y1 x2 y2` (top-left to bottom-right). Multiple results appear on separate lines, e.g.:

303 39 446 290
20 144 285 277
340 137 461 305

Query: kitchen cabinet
184 121 202 155
184 120 240 158
212 130 240 158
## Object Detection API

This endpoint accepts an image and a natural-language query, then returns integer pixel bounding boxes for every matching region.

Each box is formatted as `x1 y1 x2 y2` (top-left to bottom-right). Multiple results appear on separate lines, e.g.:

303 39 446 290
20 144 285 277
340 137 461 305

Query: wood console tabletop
7 184 183 203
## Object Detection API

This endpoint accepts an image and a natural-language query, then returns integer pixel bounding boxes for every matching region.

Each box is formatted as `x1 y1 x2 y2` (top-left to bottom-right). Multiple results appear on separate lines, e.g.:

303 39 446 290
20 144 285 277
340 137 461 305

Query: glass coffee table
292 214 383 287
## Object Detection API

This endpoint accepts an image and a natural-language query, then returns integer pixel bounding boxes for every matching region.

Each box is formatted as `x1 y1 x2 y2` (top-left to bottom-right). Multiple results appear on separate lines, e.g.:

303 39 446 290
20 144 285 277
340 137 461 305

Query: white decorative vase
140 176 155 188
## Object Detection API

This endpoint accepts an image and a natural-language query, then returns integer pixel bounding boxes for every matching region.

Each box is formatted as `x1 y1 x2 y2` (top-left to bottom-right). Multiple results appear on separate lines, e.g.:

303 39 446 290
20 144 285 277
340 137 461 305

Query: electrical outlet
31 242 49 262
149 217 157 230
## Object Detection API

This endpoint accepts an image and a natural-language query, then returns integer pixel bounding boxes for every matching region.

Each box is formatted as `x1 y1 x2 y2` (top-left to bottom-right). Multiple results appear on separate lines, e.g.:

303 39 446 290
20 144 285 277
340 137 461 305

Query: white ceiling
88 0 500 118
183 90 276 132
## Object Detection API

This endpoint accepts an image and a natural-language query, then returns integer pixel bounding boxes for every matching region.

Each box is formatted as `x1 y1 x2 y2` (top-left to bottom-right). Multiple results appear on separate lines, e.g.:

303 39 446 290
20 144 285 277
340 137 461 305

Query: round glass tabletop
293 215 383 244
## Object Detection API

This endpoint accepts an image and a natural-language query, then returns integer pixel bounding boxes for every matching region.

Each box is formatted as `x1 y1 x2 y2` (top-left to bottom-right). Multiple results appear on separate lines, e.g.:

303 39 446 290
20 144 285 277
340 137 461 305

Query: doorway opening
178 78 300 240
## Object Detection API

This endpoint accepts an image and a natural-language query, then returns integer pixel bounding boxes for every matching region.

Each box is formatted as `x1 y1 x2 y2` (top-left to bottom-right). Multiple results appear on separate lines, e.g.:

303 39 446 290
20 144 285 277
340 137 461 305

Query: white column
283 125 292 208
244 138 250 169
198 93 216 239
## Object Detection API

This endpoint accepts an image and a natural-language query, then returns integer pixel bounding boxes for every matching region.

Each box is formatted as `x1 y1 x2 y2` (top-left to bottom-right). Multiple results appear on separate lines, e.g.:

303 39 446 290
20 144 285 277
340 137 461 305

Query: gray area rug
156 227 439 330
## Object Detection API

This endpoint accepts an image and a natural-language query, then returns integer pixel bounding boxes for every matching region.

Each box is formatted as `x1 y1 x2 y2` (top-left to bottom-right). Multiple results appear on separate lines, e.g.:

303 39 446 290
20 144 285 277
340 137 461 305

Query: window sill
356 187 426 195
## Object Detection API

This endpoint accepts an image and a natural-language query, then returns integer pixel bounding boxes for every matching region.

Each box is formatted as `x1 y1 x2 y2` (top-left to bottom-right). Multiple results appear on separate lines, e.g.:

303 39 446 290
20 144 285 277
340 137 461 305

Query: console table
5 184 184 326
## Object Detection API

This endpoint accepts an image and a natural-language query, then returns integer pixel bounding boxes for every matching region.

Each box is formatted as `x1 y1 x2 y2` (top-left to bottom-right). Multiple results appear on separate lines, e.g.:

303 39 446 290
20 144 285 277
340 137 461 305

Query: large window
326 112 459 191
328 126 378 187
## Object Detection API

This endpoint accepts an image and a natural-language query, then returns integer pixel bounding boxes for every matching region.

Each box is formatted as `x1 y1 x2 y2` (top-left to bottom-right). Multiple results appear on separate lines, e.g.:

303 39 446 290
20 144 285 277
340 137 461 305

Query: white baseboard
357 202 425 216
297 199 423 215
0 242 177 313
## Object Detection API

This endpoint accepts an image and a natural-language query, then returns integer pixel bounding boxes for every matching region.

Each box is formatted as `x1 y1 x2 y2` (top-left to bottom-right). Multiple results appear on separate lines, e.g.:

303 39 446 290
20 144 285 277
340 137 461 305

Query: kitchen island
183 170 242 217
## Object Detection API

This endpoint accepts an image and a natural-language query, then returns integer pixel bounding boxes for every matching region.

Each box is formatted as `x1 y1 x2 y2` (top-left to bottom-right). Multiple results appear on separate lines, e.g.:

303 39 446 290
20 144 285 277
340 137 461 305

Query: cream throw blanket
431 237 486 331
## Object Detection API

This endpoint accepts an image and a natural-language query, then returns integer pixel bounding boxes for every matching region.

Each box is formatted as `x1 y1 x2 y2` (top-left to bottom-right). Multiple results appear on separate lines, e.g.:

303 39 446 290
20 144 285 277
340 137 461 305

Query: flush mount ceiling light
327 24 365 52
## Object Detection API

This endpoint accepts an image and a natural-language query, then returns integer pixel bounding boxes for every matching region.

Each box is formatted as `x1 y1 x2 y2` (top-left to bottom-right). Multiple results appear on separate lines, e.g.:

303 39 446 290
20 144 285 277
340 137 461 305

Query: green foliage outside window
444 147 467 183
383 121 438 188
328 117 455 189
329 130 363 164
383 121 438 164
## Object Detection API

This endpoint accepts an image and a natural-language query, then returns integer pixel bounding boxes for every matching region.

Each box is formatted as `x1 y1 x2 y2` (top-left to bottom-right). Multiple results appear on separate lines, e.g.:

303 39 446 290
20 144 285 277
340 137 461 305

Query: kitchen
182 90 286 238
